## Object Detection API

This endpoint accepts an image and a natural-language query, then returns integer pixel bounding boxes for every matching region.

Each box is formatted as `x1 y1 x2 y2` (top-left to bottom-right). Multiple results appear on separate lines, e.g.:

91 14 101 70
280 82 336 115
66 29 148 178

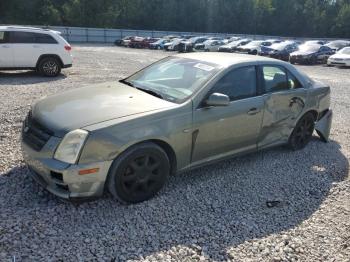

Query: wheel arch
36 54 64 68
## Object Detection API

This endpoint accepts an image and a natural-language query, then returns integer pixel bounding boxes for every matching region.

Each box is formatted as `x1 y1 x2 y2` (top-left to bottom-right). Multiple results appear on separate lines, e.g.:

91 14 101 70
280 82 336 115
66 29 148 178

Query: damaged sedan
22 53 332 204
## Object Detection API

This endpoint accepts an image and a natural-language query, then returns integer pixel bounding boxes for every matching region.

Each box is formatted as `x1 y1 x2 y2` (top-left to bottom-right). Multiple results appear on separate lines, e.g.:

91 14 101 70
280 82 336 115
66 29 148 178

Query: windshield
298 44 320 52
246 41 263 47
124 57 220 103
270 42 292 51
338 47 350 54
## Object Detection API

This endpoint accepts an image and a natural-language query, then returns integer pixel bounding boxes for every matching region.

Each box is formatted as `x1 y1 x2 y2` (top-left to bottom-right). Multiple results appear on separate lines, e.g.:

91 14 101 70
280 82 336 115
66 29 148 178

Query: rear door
9 31 40 67
0 31 13 67
258 65 308 149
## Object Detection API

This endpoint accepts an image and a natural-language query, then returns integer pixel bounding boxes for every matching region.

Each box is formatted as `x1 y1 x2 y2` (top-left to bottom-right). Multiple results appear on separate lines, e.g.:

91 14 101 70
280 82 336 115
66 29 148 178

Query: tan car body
22 53 332 199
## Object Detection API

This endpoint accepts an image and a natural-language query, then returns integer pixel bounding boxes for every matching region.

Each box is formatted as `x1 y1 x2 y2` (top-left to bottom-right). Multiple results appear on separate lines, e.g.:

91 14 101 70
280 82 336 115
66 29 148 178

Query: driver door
191 66 264 165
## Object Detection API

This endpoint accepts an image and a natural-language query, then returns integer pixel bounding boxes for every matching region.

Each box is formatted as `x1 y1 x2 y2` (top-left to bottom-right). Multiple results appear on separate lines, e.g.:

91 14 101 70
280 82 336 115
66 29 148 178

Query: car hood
291 51 315 56
32 82 176 137
329 53 350 59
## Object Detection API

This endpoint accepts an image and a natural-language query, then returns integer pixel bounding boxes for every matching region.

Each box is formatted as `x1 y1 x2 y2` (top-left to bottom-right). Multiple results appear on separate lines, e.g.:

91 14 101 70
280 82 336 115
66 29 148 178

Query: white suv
0 26 73 77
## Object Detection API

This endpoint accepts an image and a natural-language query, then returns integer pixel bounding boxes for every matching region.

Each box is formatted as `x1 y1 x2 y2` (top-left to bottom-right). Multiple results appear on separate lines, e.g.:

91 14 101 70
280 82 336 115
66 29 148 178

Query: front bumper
327 59 350 66
22 140 112 200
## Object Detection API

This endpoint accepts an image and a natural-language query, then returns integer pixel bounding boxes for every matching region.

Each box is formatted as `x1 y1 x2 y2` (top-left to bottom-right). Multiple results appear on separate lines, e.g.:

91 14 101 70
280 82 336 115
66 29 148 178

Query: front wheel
107 142 170 204
38 57 61 77
288 113 315 150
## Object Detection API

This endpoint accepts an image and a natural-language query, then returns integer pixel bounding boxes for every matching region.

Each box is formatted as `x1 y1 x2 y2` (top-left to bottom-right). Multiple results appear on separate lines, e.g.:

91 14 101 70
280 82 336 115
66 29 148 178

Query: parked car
259 41 299 61
327 47 350 67
324 40 350 51
194 39 225 52
236 40 279 55
0 26 72 77
218 39 252 53
149 39 170 50
289 44 334 64
304 40 327 45
120 36 134 47
128 37 159 49
22 53 332 203
194 37 223 51
164 38 183 51
178 36 208 52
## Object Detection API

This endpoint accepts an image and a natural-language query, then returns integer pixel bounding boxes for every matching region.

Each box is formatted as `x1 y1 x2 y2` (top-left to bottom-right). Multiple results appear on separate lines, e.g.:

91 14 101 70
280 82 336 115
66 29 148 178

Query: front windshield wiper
120 79 164 100
119 79 134 87
135 87 164 99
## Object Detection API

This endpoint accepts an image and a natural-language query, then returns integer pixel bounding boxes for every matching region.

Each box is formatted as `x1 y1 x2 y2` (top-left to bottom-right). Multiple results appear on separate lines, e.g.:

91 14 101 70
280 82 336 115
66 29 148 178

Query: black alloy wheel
288 113 315 150
108 143 170 204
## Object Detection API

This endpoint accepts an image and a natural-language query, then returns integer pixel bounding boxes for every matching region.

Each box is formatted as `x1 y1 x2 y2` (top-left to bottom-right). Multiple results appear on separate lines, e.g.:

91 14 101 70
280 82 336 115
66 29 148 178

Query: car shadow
0 138 348 261
0 70 66 85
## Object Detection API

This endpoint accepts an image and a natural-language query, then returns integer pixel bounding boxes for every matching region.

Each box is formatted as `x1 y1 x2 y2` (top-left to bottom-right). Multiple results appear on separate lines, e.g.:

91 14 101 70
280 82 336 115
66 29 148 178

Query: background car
259 41 298 61
0 26 72 77
178 36 208 52
164 38 183 51
327 47 350 67
289 44 334 64
218 38 252 53
236 40 280 55
324 40 350 51
149 39 170 50
304 40 327 45
120 36 134 47
195 39 225 52
128 37 159 48
194 37 223 51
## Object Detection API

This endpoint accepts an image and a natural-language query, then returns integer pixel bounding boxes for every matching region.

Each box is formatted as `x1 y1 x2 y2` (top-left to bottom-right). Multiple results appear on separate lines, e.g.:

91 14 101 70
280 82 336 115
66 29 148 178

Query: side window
0 31 6 43
288 72 303 89
211 66 257 101
262 66 288 93
9 31 36 43
35 33 58 44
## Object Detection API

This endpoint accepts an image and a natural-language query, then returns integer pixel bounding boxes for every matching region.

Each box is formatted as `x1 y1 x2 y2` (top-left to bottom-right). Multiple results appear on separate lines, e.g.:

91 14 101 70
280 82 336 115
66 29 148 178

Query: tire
107 142 170 204
288 112 316 150
38 57 61 77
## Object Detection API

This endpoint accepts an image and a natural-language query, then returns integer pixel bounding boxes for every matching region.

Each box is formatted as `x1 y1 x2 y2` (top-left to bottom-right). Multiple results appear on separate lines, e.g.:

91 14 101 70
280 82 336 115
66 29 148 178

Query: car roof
0 25 58 34
174 52 283 67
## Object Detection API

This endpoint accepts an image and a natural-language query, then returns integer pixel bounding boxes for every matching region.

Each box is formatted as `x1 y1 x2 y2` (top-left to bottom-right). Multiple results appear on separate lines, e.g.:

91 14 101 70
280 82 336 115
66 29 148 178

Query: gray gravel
0 45 349 261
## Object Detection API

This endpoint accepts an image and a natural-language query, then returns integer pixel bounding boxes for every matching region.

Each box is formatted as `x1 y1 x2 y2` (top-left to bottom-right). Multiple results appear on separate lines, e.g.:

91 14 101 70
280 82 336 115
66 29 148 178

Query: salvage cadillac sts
22 53 332 204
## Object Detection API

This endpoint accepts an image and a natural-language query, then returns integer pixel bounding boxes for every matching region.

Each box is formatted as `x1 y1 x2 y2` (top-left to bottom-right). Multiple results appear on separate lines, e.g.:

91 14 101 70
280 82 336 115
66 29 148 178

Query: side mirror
205 93 230 107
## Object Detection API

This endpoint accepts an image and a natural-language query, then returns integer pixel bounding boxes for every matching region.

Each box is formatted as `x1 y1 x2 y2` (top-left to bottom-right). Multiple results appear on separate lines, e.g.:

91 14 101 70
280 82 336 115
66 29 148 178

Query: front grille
22 111 53 151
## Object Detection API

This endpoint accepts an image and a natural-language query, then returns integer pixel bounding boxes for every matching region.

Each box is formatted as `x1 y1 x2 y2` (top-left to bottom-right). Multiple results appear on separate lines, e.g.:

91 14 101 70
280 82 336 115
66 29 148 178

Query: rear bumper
22 141 112 199
315 109 333 142
63 64 72 68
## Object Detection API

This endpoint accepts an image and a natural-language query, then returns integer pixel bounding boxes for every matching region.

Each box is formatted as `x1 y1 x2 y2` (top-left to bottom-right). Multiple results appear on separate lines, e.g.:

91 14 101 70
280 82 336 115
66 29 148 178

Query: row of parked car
115 35 350 66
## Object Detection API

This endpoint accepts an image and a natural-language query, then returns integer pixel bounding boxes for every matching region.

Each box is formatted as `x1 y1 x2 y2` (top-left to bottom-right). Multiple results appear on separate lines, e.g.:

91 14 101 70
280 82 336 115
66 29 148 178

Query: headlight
54 129 88 164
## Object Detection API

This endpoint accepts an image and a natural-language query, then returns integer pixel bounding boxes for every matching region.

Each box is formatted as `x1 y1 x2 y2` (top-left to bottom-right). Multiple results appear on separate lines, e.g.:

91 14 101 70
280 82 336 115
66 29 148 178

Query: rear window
35 33 58 44
9 31 58 44
0 31 6 43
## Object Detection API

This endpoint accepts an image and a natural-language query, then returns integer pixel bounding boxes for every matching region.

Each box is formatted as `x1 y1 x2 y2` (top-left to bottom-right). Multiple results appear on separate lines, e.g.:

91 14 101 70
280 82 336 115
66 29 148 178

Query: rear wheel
38 57 61 77
288 113 315 150
107 142 170 204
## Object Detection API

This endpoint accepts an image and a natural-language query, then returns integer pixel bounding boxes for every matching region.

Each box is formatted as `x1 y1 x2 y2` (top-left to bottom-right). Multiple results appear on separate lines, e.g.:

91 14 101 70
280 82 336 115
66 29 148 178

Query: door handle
247 108 260 115
289 97 305 107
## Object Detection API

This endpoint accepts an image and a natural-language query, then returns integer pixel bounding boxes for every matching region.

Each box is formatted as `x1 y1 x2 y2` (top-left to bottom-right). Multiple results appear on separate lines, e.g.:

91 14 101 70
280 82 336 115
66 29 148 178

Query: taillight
64 45 72 51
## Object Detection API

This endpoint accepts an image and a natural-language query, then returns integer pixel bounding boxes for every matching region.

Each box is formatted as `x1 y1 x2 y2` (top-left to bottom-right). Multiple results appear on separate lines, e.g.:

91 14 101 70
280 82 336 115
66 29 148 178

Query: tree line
1 0 350 38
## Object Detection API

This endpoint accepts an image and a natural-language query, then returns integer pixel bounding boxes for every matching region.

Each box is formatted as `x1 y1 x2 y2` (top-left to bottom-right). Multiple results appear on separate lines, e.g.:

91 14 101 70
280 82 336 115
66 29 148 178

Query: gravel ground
0 45 349 262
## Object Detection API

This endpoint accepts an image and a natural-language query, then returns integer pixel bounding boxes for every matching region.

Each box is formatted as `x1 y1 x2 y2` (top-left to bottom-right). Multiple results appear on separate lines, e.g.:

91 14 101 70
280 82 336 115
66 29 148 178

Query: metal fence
2 25 344 43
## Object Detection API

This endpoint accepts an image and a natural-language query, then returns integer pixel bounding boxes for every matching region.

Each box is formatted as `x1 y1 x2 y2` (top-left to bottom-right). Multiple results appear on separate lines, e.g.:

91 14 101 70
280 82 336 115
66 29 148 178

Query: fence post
104 29 107 43
66 27 70 41
120 29 123 39
86 28 89 42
